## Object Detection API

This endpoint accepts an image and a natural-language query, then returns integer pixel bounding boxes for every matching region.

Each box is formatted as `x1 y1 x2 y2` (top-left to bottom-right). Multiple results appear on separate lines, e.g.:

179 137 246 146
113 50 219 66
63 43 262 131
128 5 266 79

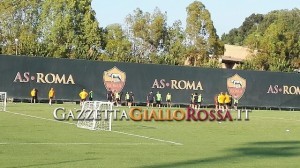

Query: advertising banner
0 55 299 108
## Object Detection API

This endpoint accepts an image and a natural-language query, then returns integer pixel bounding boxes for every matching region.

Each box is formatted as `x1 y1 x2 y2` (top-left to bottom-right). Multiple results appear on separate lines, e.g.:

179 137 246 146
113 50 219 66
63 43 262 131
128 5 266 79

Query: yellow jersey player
218 92 225 111
79 89 88 106
224 92 231 110
48 88 55 105
30 88 38 103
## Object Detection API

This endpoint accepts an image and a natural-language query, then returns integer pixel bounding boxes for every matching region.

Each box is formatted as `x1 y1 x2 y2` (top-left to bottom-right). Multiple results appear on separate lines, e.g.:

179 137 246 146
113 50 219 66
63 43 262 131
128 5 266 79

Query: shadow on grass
138 141 300 168
5 157 101 168
136 125 157 129
235 141 300 157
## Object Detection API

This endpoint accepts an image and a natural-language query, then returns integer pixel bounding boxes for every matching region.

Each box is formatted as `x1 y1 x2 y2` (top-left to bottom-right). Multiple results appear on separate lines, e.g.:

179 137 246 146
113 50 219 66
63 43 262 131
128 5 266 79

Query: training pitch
1 103 300 168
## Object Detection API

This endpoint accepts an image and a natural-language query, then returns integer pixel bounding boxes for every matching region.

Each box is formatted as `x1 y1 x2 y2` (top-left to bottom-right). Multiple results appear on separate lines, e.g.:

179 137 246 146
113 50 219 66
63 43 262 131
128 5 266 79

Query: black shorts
156 101 161 104
49 96 53 99
149 100 153 103
167 100 171 102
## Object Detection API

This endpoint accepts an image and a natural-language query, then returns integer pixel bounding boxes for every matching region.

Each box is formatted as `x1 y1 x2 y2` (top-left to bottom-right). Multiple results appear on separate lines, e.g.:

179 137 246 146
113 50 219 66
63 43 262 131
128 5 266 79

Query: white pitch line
3 111 183 146
0 142 164 145
4 111 75 125
112 130 183 146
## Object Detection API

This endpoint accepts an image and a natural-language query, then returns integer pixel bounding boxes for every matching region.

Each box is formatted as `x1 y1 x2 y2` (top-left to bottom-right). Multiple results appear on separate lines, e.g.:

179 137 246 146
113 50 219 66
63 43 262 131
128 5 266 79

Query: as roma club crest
227 74 246 100
103 66 126 93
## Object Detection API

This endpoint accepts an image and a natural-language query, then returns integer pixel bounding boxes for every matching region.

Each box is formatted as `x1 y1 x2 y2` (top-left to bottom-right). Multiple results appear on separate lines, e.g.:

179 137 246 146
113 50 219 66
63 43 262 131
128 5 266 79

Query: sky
91 0 300 36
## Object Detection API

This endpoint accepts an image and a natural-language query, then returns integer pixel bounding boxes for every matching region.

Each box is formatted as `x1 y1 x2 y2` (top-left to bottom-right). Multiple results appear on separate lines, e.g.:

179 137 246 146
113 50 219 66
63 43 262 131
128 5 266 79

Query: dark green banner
0 55 299 108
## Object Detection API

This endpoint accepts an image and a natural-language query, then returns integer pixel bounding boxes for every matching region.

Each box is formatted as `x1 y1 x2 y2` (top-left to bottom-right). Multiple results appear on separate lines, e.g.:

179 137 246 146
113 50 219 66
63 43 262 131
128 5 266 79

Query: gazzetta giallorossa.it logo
103 66 126 93
53 107 251 121
122 107 251 121
227 74 246 100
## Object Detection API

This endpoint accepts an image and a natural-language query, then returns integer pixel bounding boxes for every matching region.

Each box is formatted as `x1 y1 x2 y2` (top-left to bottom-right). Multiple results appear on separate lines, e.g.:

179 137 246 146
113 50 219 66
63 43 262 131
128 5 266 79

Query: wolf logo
227 74 246 100
231 80 243 88
103 67 126 93
105 72 122 82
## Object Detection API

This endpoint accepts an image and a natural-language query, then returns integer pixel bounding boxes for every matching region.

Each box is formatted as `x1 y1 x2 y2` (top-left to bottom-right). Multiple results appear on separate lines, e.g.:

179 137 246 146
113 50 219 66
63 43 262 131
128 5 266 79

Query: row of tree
222 9 300 71
0 0 101 59
0 0 223 67
0 0 299 71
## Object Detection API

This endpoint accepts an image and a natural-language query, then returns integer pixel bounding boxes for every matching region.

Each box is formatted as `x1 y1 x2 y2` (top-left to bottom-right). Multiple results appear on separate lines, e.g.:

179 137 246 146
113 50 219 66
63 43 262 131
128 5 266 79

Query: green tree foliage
224 9 300 72
236 59 256 70
185 1 224 66
163 21 186 65
244 9 300 71
1 0 298 72
125 7 168 63
39 0 101 59
1 0 223 68
222 13 264 46
0 0 101 59
100 24 132 62
0 0 42 55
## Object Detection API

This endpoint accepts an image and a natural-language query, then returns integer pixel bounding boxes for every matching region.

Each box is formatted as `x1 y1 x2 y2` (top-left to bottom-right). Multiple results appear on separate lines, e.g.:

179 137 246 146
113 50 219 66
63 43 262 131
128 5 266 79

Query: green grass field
1 103 300 168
